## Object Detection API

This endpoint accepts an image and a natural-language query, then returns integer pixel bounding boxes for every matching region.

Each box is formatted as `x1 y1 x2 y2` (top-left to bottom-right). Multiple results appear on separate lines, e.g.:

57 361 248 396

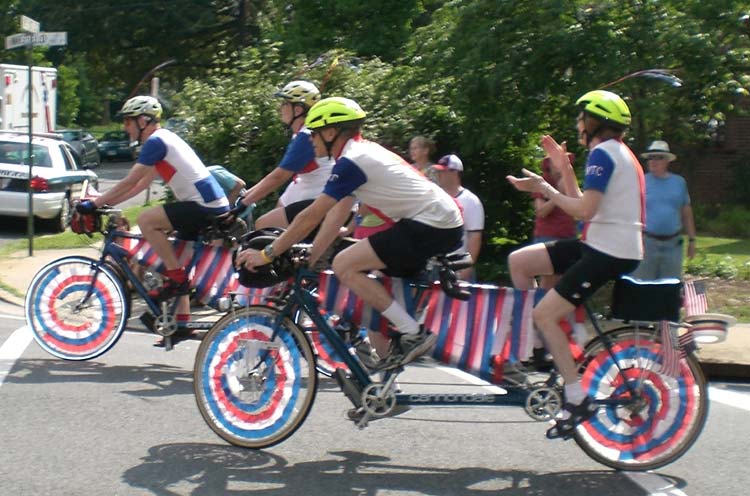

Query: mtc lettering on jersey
586 165 605 176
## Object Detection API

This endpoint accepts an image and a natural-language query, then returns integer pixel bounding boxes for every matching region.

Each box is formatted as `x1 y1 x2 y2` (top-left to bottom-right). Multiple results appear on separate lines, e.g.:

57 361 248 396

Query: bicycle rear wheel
574 326 708 471
25 256 130 360
194 305 318 448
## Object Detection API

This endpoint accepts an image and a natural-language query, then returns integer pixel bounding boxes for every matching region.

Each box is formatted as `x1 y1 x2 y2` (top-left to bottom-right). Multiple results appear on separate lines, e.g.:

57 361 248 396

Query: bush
693 204 750 238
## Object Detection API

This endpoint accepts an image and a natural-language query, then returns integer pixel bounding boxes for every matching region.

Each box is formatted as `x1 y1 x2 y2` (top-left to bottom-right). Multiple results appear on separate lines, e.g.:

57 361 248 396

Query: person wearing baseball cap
630 139 697 280
435 154 485 280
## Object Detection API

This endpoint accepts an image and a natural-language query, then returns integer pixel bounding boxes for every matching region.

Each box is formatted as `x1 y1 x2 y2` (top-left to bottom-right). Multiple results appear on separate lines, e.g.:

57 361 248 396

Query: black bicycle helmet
235 228 294 288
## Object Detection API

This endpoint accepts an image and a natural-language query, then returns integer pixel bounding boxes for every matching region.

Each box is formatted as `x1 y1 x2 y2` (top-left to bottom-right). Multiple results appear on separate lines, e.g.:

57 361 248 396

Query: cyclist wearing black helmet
237 97 464 368
506 90 644 439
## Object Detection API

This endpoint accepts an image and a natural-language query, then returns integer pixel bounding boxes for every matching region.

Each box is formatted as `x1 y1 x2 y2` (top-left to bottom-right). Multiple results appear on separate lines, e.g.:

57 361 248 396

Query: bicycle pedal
333 368 363 409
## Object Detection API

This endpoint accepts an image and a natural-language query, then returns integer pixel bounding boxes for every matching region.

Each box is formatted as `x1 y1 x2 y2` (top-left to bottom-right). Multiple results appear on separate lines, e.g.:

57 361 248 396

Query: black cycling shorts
368 219 463 278
546 238 640 306
162 201 219 240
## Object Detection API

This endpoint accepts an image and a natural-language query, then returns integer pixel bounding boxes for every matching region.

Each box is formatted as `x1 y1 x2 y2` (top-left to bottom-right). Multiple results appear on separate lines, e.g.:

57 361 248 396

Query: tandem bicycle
193 241 713 471
24 206 249 359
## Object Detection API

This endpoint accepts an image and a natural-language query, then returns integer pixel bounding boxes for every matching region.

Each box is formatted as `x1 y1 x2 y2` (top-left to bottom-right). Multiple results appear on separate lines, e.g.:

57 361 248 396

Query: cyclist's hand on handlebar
75 199 97 214
230 196 254 220
235 248 268 272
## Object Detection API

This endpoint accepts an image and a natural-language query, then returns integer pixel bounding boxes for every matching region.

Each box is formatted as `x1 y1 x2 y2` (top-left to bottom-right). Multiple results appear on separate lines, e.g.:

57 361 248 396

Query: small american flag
684 279 708 316
659 320 696 378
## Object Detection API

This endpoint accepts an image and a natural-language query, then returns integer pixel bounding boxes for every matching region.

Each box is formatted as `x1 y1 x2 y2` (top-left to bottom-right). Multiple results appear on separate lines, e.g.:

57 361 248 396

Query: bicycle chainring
360 382 397 418
524 383 563 421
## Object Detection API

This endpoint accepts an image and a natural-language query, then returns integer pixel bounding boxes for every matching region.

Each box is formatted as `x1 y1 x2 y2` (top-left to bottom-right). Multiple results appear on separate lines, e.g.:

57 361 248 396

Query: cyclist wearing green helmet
506 89 644 440
238 80 332 231
237 96 464 369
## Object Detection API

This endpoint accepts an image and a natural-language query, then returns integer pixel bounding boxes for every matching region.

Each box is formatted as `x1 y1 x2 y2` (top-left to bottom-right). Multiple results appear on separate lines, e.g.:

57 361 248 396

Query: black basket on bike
610 275 682 322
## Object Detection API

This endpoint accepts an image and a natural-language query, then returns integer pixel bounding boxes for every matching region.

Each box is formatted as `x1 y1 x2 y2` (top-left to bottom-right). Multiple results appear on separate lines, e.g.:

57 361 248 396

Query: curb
0 287 23 307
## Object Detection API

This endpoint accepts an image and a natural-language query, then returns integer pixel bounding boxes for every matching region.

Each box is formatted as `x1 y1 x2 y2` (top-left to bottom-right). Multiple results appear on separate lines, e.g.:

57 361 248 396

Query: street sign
19 15 40 33
5 31 67 50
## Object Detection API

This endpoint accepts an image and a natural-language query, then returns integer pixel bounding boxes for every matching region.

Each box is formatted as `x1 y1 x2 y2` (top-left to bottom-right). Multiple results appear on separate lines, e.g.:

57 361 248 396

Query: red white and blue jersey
582 138 644 260
279 127 335 206
323 137 463 229
138 128 229 214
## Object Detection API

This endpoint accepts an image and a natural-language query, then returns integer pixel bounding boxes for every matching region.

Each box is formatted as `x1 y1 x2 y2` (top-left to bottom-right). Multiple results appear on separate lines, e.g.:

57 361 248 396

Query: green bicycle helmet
305 97 366 130
274 80 321 109
118 95 163 120
576 90 631 128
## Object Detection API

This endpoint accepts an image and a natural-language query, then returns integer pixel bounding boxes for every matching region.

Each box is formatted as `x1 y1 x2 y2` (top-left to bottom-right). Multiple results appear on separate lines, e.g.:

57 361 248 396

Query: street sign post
4 16 67 256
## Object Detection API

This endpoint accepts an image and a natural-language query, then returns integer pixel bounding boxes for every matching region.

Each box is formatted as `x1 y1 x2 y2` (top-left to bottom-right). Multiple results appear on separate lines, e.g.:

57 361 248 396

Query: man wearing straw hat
630 140 697 280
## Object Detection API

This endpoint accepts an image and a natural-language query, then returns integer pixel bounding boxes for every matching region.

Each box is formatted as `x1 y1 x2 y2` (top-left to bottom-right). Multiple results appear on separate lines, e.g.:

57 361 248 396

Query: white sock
382 301 419 334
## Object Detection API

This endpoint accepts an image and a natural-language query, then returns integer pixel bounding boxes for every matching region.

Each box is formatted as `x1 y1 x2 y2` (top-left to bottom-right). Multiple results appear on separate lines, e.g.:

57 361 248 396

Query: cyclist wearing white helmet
506 90 644 439
237 97 464 369
239 80 334 231
77 95 230 319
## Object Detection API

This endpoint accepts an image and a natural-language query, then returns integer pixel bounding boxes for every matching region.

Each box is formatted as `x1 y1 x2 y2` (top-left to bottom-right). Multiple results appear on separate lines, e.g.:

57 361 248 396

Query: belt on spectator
645 231 681 241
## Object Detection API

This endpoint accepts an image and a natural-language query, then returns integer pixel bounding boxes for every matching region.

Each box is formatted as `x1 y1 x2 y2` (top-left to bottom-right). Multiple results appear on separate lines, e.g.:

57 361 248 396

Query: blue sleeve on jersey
583 148 615 192
138 136 168 166
279 132 315 172
322 157 367 200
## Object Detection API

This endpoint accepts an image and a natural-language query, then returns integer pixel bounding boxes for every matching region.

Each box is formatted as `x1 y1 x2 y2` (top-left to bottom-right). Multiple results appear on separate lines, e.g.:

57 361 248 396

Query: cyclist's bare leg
532 290 577 384
332 239 390 311
138 206 180 270
508 243 554 289
255 207 290 230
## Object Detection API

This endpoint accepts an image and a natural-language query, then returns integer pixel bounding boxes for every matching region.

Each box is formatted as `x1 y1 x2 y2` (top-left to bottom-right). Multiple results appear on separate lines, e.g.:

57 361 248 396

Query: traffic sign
5 31 67 50
19 15 40 33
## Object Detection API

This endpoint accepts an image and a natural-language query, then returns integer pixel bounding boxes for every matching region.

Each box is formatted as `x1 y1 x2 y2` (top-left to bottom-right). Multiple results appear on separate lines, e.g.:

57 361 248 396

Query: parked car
0 131 98 232
98 130 136 161
58 128 101 169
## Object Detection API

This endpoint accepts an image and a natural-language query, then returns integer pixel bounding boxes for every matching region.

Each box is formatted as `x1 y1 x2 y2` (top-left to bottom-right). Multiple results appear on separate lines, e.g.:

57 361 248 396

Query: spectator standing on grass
630 140 696 280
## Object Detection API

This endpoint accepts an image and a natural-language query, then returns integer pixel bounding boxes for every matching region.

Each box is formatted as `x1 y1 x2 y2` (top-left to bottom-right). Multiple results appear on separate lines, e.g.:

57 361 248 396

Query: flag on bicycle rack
683 279 708 316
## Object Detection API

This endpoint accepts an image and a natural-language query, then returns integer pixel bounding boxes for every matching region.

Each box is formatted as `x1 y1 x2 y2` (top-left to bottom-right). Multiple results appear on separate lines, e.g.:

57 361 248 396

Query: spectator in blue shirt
630 140 697 280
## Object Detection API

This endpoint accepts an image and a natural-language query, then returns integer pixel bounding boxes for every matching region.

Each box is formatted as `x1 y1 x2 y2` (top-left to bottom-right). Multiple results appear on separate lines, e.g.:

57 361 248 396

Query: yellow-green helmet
576 90 631 127
274 80 321 109
305 97 366 130
118 95 163 119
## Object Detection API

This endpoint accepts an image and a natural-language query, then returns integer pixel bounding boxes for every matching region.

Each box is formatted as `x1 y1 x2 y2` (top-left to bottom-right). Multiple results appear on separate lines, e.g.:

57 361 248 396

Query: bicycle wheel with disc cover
194 305 318 448
25 256 130 360
573 326 708 471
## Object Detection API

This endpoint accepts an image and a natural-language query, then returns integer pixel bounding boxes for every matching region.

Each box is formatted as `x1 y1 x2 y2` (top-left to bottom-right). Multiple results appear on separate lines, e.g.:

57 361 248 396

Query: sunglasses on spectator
647 155 669 160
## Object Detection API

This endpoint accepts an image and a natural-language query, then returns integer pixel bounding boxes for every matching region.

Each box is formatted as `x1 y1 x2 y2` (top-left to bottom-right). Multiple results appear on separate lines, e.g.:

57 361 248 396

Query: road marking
625 471 688 495
709 386 750 412
0 325 32 387
434 364 508 394
0 313 26 321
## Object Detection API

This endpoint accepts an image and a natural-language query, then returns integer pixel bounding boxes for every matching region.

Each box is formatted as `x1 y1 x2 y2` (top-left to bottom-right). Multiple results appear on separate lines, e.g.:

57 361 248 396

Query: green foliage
693 204 750 238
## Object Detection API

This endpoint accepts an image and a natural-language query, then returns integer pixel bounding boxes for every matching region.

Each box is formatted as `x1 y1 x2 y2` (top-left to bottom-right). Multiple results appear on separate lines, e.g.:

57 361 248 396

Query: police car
0 132 98 232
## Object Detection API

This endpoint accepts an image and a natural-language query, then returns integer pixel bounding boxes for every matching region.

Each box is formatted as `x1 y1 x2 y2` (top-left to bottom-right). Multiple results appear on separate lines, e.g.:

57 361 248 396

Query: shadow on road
3 358 194 397
122 443 686 495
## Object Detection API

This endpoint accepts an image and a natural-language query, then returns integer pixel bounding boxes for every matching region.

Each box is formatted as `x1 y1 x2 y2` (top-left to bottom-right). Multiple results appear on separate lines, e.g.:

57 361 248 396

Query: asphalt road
1 302 749 495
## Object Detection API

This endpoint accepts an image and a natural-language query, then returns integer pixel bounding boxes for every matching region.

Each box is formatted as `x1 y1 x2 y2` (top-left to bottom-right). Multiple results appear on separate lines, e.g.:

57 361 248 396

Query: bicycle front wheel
194 305 318 449
574 326 708 471
25 256 130 360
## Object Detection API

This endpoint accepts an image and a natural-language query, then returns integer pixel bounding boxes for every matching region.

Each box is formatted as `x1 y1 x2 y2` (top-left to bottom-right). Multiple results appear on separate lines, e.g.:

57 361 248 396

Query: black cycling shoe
546 396 597 440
